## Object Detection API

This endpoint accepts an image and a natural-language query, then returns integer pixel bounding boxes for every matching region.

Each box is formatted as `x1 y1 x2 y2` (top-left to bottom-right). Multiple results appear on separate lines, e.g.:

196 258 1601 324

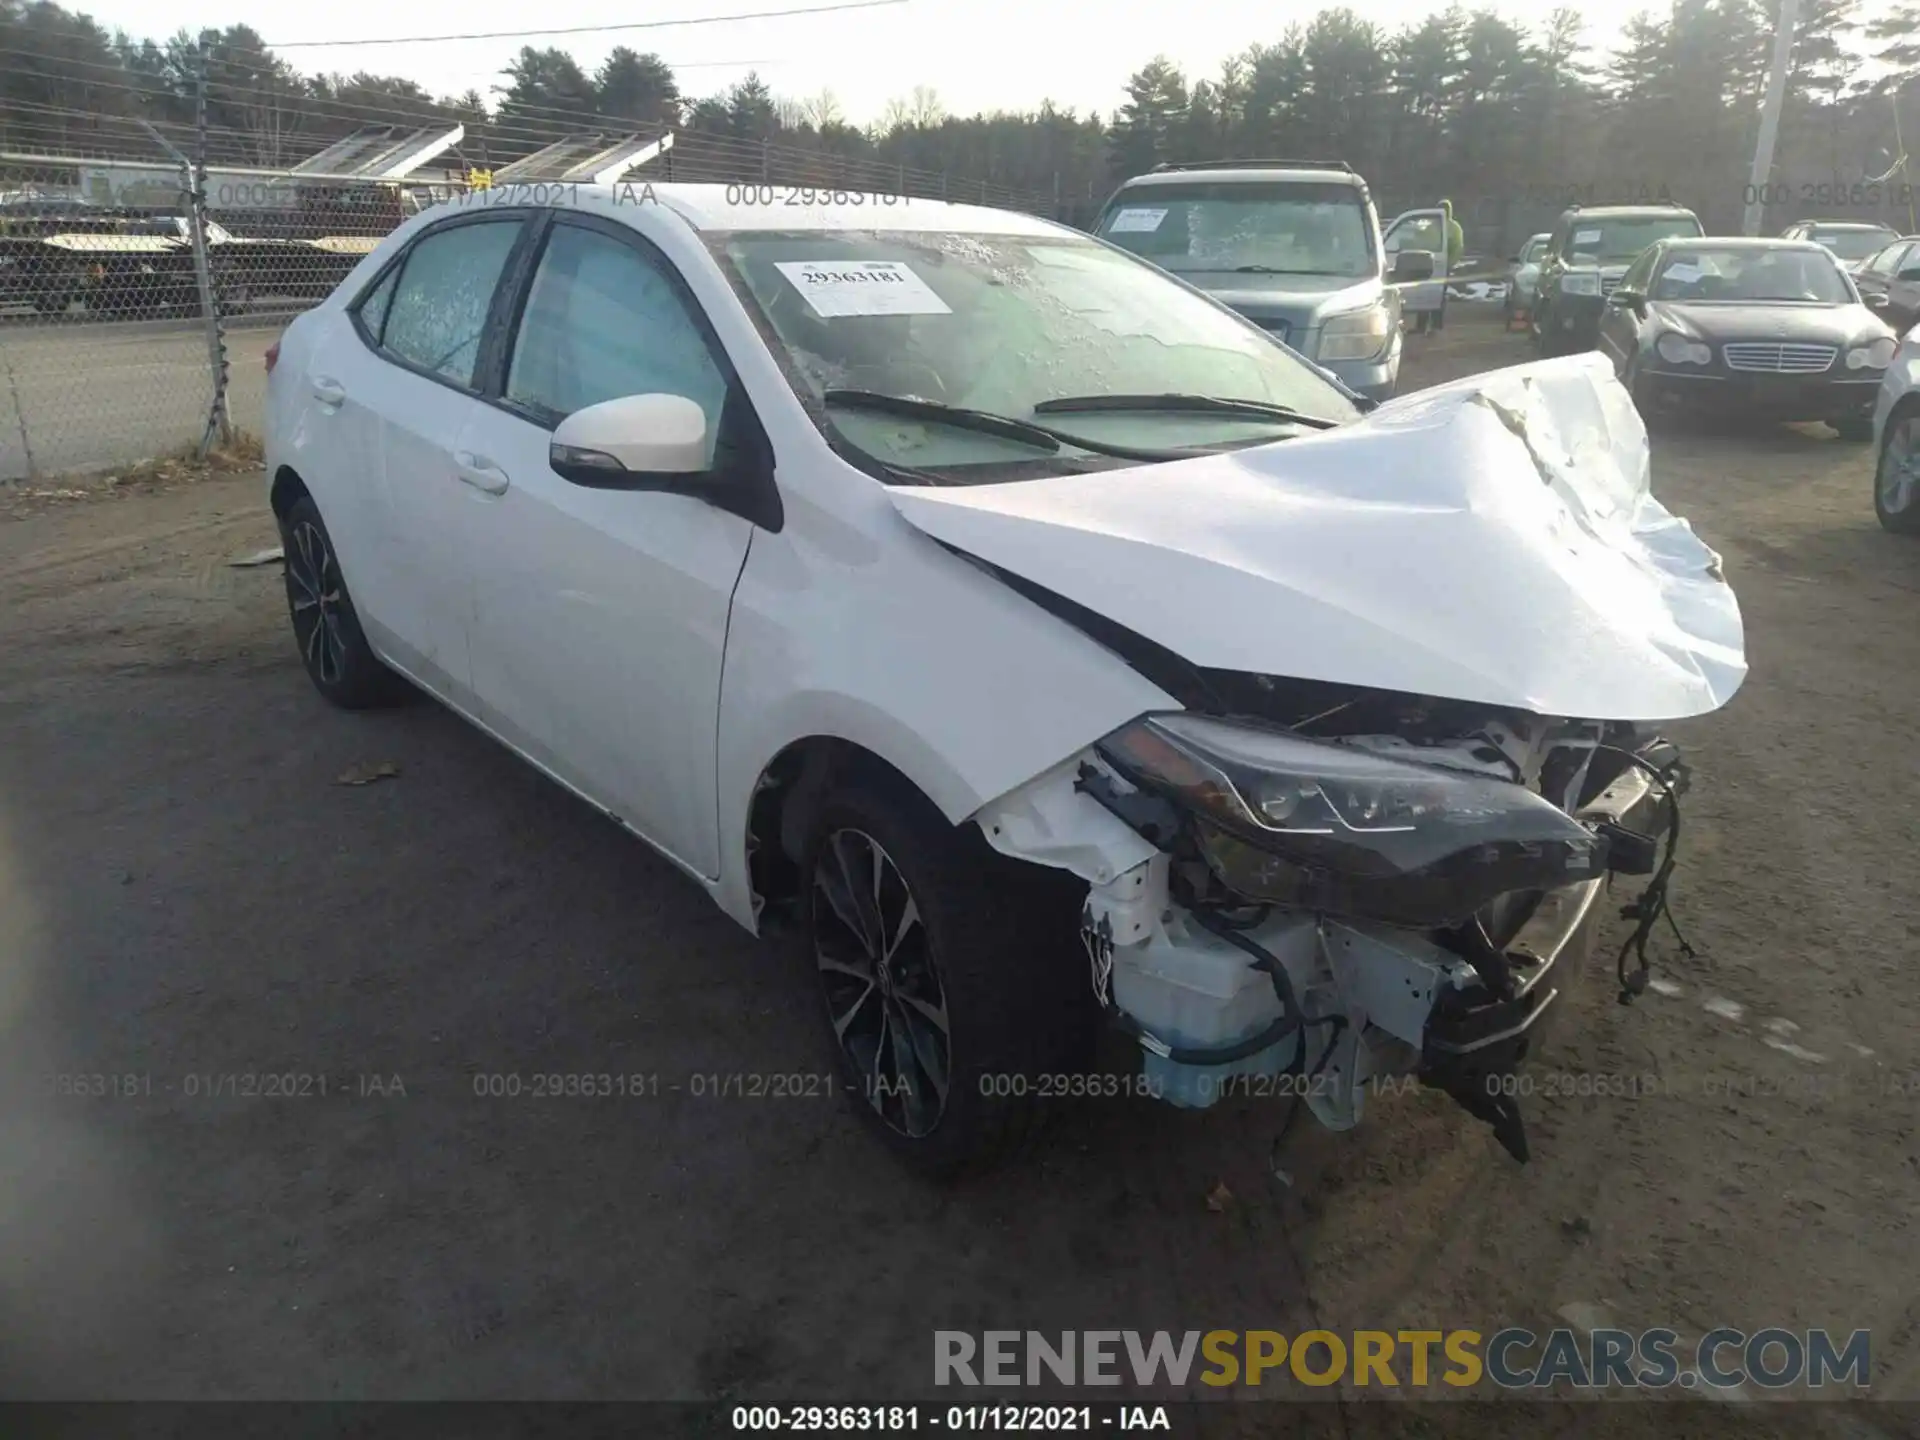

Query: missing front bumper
1417 763 1668 1161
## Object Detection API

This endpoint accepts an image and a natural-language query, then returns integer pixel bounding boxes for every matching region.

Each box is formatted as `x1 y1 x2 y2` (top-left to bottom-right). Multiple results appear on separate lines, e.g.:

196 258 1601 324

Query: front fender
710 506 1176 931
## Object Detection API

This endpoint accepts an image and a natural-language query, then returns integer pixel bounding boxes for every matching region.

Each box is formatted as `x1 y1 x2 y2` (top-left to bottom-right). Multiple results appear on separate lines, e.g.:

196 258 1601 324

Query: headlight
1097 714 1605 928
1846 337 1897 370
1316 301 1392 362
1560 272 1602 296
1655 332 1712 365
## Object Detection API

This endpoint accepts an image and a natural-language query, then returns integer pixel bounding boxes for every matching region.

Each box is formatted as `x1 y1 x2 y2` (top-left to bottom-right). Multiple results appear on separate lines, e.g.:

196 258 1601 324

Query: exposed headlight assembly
1317 301 1393 362
1655 332 1712 365
1846 336 1897 370
1097 714 1605 928
1560 272 1602 296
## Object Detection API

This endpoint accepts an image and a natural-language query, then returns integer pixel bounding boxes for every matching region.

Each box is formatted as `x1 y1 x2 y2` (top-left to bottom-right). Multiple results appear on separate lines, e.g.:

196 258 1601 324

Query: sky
64 0 1648 127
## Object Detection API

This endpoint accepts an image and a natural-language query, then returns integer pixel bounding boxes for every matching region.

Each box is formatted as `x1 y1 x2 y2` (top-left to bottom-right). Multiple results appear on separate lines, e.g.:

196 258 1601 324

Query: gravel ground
0 307 1914 1430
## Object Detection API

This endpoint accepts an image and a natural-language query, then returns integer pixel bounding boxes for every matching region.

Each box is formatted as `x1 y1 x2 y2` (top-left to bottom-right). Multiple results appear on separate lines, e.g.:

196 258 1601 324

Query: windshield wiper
821 389 1211 462
1033 393 1341 430
823 389 1061 452
1229 265 1335 275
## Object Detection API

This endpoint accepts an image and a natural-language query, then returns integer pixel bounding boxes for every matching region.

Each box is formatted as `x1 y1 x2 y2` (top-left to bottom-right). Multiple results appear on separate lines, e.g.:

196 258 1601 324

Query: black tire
280 495 407 707
800 770 1096 1177
1875 411 1920 534
1832 416 1874 443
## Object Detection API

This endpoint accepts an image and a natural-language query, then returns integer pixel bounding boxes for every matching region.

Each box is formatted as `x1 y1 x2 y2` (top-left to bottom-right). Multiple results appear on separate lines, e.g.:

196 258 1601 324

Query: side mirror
1391 248 1436 282
548 389 785 531
550 393 710 486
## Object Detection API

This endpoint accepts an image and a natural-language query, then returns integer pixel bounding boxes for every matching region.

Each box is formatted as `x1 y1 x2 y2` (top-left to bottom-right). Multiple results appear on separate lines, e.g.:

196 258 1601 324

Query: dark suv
1530 203 1705 355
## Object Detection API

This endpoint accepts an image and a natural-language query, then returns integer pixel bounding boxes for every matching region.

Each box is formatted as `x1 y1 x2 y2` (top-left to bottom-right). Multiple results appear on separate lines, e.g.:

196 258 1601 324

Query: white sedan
266 184 1745 1174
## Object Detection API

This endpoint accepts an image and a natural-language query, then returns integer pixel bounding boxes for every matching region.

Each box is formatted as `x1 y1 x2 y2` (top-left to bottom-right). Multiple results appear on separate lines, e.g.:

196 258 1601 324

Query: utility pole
1894 93 1916 234
1742 0 1800 236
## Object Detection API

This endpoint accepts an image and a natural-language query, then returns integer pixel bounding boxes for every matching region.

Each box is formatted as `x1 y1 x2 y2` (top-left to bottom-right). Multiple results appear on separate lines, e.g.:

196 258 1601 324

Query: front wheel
1875 412 1920 534
801 771 1095 1176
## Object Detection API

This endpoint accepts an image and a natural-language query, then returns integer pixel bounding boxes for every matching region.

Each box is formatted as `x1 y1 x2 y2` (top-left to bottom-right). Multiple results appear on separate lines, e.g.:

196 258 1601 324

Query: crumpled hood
888 353 1746 722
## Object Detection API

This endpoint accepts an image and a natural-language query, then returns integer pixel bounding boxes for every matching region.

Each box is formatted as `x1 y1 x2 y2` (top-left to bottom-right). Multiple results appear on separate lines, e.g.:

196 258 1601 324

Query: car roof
461 182 1076 239
1561 205 1698 220
1799 220 1898 231
1660 236 1828 251
1111 168 1365 191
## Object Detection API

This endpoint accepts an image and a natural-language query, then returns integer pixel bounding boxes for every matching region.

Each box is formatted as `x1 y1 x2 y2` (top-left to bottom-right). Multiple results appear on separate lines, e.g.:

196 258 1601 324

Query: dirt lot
1 307 1915 1428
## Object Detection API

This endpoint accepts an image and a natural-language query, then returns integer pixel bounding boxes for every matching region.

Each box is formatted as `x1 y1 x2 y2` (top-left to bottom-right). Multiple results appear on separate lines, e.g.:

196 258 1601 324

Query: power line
265 0 907 50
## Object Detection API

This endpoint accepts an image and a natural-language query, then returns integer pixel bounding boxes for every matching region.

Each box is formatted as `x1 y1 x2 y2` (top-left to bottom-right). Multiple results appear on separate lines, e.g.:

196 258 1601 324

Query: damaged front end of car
912 353 1742 1161
974 692 1684 1163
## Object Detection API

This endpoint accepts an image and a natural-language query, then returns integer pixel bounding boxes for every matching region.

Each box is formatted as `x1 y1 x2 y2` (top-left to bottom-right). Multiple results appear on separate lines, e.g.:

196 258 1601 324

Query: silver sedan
1871 322 1920 532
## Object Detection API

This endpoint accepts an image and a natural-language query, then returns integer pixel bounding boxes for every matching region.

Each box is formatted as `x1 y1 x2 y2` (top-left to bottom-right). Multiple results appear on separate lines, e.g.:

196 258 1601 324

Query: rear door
1382 207 1448 316
349 211 532 698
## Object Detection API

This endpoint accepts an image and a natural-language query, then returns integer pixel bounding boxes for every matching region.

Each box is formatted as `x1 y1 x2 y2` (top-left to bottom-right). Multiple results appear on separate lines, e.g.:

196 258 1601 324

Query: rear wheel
1875 412 1920 534
280 495 407 707
801 771 1095 1177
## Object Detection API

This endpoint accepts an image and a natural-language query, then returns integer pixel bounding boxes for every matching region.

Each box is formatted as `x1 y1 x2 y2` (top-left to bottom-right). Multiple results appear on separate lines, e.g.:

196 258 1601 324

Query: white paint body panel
889 352 1746 723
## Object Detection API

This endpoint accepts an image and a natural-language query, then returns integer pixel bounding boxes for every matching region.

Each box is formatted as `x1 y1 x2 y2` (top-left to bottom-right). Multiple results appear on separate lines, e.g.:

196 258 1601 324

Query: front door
455 214 753 879
1383 207 1449 317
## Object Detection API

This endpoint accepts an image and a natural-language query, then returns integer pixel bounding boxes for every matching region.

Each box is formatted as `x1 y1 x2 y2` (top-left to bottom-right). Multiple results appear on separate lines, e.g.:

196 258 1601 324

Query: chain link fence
0 123 1066 482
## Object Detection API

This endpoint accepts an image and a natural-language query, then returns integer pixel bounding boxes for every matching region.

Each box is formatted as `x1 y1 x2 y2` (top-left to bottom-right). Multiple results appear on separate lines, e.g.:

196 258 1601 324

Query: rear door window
378 219 524 388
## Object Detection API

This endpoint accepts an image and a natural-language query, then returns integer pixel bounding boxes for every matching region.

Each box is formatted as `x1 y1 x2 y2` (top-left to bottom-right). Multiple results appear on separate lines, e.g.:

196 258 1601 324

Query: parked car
141 215 365 307
1531 203 1705 355
0 212 345 317
1091 159 1436 402
1870 325 1920 533
1503 232 1551 331
265 185 1745 1174
1779 219 1899 273
4 223 203 317
1597 237 1894 441
1849 233 1920 333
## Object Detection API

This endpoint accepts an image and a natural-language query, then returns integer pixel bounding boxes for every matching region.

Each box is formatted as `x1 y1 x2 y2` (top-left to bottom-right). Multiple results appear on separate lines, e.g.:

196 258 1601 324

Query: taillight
264 339 280 375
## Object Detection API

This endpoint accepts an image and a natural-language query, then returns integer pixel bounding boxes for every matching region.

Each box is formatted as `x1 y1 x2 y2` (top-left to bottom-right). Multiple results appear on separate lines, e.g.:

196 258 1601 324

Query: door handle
454 450 510 496
310 376 346 407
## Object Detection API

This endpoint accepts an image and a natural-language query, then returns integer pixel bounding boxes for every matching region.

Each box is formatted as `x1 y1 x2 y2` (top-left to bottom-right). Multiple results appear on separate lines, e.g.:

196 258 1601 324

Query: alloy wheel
286 518 348 687
1879 417 1919 516
811 827 951 1139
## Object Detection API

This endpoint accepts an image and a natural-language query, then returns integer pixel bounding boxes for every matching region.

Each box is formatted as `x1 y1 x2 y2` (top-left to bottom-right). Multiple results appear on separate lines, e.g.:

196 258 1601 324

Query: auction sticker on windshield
1107 207 1169 233
1663 262 1701 283
1573 228 1602 245
774 259 953 317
